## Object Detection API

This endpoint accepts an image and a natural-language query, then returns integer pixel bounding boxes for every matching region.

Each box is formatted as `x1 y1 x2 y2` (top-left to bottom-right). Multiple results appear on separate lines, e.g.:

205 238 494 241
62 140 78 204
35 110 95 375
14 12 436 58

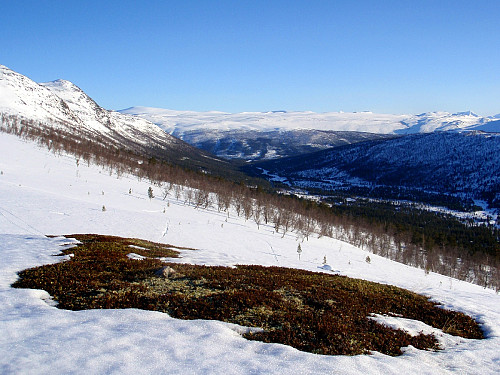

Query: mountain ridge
0 64 241 177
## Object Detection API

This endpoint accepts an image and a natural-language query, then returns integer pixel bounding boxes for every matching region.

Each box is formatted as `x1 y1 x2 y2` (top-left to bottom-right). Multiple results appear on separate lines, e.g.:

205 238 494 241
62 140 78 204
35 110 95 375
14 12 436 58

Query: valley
1 131 499 374
1 64 499 374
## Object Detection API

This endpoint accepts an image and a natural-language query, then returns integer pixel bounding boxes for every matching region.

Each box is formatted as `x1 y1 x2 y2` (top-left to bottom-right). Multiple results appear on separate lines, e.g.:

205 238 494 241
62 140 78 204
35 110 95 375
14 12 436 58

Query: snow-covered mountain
0 65 233 173
119 106 498 161
120 106 499 135
398 111 497 134
0 65 172 146
0 65 83 127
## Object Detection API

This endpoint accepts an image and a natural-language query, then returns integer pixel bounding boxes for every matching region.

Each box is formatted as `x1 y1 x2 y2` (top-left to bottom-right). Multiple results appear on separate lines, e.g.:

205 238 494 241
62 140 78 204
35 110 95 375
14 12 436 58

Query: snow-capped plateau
119 106 498 161
120 106 499 136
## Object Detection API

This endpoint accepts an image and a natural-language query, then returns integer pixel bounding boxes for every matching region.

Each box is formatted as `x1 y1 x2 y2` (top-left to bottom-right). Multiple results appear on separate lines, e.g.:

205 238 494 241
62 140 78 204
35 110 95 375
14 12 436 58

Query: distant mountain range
120 106 499 134
120 107 499 161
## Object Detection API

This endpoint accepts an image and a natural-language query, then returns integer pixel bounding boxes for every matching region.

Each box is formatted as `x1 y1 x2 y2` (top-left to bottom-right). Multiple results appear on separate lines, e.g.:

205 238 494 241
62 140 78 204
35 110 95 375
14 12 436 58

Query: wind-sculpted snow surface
1 132 500 374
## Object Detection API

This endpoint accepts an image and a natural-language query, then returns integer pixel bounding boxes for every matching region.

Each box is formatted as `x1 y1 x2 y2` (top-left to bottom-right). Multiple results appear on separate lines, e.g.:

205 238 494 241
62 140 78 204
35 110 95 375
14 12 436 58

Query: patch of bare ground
12 234 484 356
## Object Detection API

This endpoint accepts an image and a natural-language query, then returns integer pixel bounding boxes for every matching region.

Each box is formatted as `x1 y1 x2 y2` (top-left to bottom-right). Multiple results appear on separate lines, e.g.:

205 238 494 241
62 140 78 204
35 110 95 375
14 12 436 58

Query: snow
369 314 471 351
0 65 175 149
119 106 411 134
40 79 114 135
40 79 175 145
1 131 500 374
119 106 499 136
0 65 81 127
127 253 147 260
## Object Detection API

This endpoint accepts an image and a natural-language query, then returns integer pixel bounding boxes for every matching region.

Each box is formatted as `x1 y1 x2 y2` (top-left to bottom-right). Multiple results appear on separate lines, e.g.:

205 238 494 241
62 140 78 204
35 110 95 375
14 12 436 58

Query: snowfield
1 132 499 374
120 106 499 135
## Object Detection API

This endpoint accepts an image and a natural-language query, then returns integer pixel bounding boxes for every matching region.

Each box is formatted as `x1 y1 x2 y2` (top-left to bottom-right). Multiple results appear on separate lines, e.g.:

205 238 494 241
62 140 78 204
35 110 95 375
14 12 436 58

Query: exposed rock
155 266 183 279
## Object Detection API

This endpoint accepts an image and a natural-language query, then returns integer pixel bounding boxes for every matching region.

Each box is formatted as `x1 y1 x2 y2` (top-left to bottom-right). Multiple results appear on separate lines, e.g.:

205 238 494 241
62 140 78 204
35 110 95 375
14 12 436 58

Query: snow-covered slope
1 132 499 374
0 65 82 128
120 106 499 136
0 65 236 175
39 79 177 148
0 64 179 150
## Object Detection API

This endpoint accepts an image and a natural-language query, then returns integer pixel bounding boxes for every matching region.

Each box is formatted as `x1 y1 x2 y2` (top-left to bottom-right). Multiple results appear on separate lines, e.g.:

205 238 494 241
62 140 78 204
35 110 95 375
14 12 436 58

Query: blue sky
1 1 499 115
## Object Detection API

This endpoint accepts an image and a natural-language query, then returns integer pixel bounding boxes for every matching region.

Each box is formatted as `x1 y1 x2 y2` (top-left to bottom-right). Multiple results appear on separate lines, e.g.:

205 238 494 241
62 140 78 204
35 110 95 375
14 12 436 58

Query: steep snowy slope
0 64 184 150
1 131 499 374
0 65 82 128
0 65 237 176
39 79 178 148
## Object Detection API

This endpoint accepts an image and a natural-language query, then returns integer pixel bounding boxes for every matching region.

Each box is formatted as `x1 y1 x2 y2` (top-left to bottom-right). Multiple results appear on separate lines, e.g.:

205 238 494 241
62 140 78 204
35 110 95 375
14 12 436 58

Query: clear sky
1 1 499 115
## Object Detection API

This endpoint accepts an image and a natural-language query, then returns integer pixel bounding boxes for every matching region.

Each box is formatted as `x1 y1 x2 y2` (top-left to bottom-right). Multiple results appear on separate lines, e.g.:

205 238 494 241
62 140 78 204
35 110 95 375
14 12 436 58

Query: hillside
1 64 499 373
247 132 500 208
1 131 499 374
0 65 242 178
177 128 393 161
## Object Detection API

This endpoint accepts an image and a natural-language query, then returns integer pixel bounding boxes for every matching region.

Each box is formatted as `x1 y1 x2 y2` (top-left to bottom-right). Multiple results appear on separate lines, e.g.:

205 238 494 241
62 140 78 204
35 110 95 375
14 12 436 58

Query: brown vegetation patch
12 234 484 356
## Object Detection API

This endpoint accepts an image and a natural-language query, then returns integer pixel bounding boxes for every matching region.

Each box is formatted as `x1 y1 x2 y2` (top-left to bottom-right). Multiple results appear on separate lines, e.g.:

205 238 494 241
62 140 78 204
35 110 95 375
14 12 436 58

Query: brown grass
12 234 484 356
